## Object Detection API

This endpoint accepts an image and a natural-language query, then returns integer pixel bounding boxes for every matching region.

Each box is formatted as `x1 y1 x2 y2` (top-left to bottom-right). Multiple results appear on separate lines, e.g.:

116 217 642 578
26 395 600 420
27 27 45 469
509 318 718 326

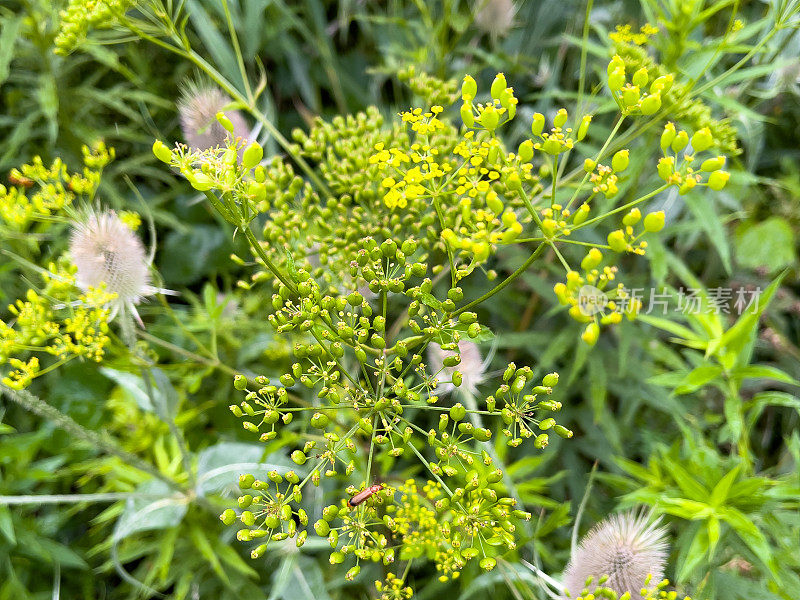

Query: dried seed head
563 510 669 596
177 85 249 150
69 210 155 312
474 0 515 38
428 340 487 395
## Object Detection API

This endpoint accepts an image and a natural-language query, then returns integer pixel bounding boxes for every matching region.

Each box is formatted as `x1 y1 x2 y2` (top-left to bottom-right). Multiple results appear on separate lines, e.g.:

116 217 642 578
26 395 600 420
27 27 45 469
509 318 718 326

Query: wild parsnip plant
2 1 799 599
147 51 733 588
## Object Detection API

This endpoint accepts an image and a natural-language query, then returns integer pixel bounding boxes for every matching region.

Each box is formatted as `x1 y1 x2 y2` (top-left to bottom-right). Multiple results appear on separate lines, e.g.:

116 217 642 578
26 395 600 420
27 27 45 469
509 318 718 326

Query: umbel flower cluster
150 59 731 594
0 143 166 389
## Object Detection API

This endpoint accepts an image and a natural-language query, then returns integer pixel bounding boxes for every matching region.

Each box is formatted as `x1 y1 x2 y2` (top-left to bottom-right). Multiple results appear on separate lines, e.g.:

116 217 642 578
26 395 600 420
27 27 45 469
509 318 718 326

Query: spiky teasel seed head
177 84 249 150
563 510 669 597
69 209 157 322
474 0 516 38
428 340 487 395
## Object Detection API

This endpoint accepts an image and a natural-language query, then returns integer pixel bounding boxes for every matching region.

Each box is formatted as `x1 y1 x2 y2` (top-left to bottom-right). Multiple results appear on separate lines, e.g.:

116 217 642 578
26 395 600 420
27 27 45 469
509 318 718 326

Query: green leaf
663 458 710 501
684 194 732 273
189 525 230 586
718 271 786 367
659 497 712 520
710 465 740 507
707 514 721 560
678 525 709 582
196 442 297 496
638 315 704 344
0 505 15 545
718 506 777 576
99 367 153 411
113 480 188 542
0 16 22 85
731 365 799 386
735 217 796 273
675 364 723 394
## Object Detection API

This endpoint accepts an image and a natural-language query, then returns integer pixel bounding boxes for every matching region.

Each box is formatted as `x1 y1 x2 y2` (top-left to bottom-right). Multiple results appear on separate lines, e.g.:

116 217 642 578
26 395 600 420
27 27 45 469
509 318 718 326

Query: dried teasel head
563 510 669 597
178 84 250 150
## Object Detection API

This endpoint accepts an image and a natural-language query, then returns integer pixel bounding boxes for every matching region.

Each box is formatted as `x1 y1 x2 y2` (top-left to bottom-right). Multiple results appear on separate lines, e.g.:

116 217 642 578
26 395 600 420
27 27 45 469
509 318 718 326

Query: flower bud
622 85 640 107
643 211 665 232
657 156 675 180
314 519 330 536
310 412 329 429
708 170 730 191
632 68 649 88
215 111 234 132
671 130 689 152
554 424 573 438
576 115 592 141
518 139 534 162
542 372 559 387
611 149 629 172
152 140 173 164
462 75 477 101
607 55 625 75
622 208 641 226
581 322 599 346
607 230 627 252
701 155 726 172
639 93 661 115
490 73 507 100
479 105 500 131
584 158 596 173
650 74 673 94
450 403 466 421
220 509 236 525
242 142 263 169
580 248 603 270
608 68 625 92
573 203 590 225
690 127 713 152
460 103 475 127
531 113 545 136
660 123 676 151
553 108 568 128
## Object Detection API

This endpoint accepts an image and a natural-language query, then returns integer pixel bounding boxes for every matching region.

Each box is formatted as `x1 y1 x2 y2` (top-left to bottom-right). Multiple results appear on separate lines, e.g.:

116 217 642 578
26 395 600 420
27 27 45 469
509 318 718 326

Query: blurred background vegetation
1 0 799 599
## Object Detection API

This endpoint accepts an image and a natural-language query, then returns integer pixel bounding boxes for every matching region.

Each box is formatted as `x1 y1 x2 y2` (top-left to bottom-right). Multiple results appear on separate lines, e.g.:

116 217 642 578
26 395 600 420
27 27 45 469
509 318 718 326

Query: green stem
453 242 547 317
241 222 297 293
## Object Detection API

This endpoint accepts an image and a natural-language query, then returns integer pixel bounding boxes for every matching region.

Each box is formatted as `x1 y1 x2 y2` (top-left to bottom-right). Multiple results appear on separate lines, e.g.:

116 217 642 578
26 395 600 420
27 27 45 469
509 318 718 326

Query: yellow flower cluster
0 264 115 389
374 573 413 600
531 108 590 155
609 23 660 46
607 207 665 255
608 54 674 116
0 142 113 230
553 248 640 346
387 479 466 582
656 123 730 193
369 107 451 210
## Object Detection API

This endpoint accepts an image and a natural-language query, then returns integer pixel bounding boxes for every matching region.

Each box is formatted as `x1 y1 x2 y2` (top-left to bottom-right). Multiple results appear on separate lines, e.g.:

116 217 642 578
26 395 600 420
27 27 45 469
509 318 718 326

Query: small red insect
348 484 384 507
8 172 34 188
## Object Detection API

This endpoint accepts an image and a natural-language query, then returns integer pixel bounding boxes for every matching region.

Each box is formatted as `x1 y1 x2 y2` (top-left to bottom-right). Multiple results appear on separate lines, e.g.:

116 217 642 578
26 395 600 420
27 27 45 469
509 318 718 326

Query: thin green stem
241 222 297 293
453 242 547 317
